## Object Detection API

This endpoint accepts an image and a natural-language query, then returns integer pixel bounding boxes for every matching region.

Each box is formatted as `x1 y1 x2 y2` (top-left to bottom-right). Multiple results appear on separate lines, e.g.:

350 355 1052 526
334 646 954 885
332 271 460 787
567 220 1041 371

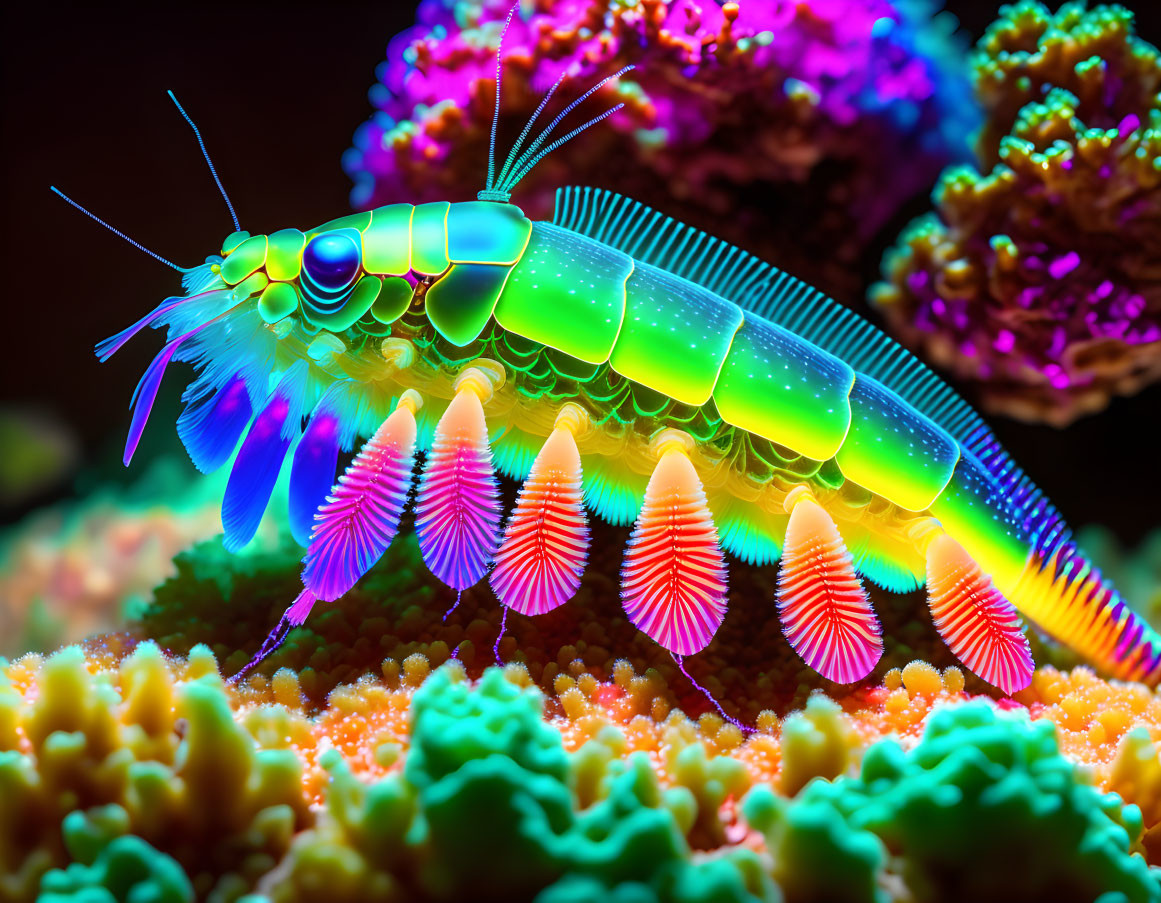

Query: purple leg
442 592 463 623
230 589 317 683
672 653 752 734
493 606 510 663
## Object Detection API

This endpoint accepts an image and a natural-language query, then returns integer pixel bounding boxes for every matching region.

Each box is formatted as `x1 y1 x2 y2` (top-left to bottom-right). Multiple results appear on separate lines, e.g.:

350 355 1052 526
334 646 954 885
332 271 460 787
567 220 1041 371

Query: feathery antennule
167 90 240 232
502 104 627 191
494 70 568 189
50 186 184 271
498 65 635 194
484 3 519 194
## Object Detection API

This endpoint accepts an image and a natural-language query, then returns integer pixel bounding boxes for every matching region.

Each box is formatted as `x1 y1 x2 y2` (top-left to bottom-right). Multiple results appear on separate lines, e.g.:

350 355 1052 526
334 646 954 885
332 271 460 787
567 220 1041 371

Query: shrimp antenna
167 90 241 232
50 186 184 272
482 4 519 198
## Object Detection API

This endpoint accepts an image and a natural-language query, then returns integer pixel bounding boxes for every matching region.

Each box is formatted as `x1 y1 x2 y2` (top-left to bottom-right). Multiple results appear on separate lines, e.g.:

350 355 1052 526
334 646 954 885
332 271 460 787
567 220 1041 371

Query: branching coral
873 1 1161 424
346 0 977 298
5 649 1159 902
743 702 1159 903
0 643 311 901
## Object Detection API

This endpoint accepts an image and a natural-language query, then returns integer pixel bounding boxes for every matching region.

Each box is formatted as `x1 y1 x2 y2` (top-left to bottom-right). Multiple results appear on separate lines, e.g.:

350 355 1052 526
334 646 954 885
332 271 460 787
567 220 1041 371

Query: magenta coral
345 0 977 298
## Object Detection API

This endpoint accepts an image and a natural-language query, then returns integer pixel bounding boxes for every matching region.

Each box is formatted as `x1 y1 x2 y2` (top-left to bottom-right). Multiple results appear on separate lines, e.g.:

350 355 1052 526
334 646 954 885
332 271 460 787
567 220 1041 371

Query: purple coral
873 1 1161 425
345 0 978 299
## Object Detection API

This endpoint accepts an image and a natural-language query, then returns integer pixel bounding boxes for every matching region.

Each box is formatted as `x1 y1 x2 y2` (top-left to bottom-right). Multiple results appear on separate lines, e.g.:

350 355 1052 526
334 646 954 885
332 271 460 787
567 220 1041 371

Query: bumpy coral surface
3 645 1160 902
873 1 1161 424
346 0 977 298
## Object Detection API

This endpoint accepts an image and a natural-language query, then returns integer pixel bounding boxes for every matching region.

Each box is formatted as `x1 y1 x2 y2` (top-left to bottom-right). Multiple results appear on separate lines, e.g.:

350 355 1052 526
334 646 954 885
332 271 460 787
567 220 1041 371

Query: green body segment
493 222 634 364
220 235 267 285
426 263 514 346
411 203 451 275
610 262 743 406
306 276 381 333
713 318 855 463
266 229 305 282
929 454 1030 592
371 276 414 325
312 211 373 235
446 201 532 265
362 204 413 276
258 282 299 324
835 375 959 512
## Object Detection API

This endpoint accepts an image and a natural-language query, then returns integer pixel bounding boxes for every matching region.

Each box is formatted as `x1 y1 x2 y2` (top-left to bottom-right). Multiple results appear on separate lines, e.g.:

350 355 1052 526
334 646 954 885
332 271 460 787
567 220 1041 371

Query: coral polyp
874 1 1161 424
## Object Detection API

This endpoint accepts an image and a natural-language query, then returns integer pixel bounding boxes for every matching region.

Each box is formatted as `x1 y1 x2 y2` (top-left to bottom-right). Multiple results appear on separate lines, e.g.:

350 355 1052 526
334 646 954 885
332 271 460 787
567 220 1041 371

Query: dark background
3 0 1160 540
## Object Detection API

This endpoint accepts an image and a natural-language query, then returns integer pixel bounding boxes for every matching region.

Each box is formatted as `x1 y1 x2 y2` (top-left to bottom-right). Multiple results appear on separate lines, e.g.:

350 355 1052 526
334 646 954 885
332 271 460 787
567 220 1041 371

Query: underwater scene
5 0 1161 899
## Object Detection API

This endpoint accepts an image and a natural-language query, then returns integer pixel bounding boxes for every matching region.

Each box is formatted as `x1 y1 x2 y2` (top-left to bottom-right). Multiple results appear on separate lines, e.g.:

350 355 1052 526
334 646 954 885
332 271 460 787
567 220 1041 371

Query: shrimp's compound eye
303 231 361 291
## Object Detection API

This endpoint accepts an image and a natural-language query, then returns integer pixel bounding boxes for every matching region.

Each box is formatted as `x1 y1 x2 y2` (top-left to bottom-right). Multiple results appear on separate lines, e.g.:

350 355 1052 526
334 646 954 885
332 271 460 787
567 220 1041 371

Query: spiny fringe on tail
1012 546 1161 684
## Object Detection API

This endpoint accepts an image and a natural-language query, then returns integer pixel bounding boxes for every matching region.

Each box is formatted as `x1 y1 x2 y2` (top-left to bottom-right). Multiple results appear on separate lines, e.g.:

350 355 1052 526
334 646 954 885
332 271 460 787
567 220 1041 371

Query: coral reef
873 1 1161 424
346 0 977 298
3 646 1159 902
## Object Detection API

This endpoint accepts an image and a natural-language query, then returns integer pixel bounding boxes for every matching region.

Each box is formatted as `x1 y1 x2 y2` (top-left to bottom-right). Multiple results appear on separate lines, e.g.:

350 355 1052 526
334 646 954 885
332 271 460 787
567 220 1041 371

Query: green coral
0 643 310 902
39 806 193 903
7 649 1158 902
271 665 771 903
743 702 1160 903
